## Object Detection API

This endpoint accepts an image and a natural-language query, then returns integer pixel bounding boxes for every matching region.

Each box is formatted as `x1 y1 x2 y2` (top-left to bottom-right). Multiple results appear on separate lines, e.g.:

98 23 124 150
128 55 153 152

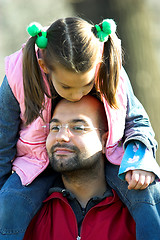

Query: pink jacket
5 48 127 185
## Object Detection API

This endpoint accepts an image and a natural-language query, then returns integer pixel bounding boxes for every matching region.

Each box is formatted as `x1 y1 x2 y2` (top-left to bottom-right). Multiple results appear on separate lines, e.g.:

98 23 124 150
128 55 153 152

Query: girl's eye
61 85 71 89
86 80 94 87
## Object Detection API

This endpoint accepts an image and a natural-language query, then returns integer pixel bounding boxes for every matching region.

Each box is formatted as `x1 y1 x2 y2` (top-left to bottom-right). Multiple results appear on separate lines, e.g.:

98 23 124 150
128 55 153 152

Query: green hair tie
27 22 48 49
94 19 116 42
95 24 101 32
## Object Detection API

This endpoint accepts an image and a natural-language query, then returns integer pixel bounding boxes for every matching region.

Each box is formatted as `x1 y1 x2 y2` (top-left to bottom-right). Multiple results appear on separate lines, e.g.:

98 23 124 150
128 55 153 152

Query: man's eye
50 126 60 131
72 125 86 131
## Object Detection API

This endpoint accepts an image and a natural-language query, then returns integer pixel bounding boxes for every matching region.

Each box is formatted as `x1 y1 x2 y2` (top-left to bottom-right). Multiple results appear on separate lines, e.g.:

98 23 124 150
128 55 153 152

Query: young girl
0 17 160 240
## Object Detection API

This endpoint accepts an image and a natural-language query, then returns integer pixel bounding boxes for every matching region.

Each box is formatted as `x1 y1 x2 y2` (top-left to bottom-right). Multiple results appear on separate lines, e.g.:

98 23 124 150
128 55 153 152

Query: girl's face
51 65 96 102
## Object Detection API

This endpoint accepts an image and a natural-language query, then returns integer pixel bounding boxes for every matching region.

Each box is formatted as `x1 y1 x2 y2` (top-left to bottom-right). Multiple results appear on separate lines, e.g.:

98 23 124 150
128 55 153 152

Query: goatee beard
49 144 103 182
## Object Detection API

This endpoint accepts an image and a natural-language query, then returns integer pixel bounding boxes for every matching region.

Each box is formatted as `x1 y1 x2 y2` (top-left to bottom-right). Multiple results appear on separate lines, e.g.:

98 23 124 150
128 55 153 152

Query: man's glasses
49 123 100 136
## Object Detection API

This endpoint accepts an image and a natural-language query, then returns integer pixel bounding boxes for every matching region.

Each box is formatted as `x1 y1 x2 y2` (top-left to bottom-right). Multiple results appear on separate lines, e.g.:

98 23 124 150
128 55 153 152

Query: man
23 95 136 240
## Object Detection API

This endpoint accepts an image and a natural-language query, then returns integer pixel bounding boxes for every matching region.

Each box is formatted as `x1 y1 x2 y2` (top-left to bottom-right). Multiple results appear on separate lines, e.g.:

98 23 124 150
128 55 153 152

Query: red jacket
24 190 136 240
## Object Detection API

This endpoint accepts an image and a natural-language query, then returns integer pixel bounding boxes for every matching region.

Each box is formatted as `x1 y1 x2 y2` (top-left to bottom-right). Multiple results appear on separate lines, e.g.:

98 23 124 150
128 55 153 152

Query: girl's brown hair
95 32 121 108
23 17 121 125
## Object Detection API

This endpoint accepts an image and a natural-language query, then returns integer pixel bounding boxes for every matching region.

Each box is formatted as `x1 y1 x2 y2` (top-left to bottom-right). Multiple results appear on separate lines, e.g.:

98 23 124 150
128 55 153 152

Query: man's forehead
52 112 93 124
55 99 89 113
52 102 97 125
52 96 101 123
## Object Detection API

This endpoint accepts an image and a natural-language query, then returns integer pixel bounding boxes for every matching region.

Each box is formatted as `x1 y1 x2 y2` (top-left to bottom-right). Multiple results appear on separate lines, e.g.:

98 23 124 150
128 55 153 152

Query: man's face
46 96 106 173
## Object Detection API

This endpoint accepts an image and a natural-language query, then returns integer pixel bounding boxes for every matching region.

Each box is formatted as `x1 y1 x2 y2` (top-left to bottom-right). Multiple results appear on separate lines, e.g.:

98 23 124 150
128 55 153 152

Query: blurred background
0 0 160 163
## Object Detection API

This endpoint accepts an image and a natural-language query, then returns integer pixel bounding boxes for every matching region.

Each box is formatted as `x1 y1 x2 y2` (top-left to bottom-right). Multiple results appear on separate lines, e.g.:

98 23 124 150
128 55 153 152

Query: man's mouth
54 148 74 156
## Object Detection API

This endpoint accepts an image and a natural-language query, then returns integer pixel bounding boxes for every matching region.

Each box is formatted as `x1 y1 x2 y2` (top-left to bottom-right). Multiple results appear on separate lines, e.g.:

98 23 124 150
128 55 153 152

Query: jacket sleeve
0 76 21 188
122 67 158 158
119 141 160 179
118 68 159 179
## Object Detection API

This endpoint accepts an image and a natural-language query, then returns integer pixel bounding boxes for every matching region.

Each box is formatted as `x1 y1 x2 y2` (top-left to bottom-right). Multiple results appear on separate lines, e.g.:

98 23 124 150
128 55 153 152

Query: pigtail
93 19 122 108
23 37 46 125
97 34 121 108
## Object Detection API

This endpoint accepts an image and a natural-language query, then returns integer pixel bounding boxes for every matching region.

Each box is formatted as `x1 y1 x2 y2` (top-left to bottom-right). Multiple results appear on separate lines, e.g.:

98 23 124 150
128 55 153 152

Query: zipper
54 195 79 240
79 195 115 239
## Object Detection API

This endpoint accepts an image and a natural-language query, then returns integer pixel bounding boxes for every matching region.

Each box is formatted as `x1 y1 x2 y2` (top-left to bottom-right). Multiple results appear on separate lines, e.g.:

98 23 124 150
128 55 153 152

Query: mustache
50 143 79 152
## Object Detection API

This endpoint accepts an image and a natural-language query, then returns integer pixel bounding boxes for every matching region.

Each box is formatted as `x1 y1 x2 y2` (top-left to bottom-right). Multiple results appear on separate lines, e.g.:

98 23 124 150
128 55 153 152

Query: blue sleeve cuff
119 141 160 180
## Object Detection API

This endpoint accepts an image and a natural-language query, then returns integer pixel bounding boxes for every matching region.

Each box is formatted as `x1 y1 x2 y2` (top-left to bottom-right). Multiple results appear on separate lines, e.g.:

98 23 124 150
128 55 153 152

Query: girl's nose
71 91 84 101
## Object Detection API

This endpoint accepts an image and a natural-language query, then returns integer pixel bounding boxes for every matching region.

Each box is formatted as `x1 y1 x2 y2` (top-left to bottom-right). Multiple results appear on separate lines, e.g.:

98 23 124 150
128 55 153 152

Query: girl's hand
125 170 155 190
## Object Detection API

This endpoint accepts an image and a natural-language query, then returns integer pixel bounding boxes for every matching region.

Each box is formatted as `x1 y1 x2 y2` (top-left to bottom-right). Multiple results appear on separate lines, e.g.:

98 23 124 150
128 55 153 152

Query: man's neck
62 160 106 208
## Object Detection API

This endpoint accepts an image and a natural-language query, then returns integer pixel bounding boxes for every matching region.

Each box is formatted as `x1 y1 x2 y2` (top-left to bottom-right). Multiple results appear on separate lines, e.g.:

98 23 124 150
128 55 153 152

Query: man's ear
38 58 49 73
102 131 108 154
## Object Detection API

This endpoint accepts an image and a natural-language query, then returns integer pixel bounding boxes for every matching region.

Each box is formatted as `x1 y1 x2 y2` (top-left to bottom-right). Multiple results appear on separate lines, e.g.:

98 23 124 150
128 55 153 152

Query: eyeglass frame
44 120 104 136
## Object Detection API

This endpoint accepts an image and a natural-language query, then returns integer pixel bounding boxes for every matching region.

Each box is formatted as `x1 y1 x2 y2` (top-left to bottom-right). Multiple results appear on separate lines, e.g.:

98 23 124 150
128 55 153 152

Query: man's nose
55 127 72 142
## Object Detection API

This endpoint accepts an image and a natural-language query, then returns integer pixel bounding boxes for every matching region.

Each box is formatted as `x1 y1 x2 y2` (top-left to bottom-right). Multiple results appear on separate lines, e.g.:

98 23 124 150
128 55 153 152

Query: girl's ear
102 131 108 154
38 58 49 74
